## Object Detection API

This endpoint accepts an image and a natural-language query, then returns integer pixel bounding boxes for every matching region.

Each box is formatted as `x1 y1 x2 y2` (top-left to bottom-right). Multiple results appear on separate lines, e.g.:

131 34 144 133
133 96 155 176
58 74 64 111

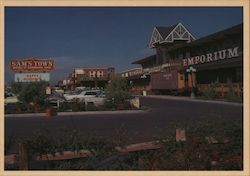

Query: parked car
47 93 66 103
64 89 103 101
4 96 19 105
53 87 64 94
5 91 15 98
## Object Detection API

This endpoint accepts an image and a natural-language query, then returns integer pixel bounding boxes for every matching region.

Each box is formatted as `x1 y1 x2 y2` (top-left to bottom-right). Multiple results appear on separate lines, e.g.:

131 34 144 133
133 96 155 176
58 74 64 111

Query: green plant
9 117 242 170
105 76 131 107
203 80 219 99
57 128 84 152
20 129 57 164
224 84 242 102
11 81 48 106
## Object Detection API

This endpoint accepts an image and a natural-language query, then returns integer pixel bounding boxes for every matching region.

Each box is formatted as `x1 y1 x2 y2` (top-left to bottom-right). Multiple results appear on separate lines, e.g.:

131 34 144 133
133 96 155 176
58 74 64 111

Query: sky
5 7 243 85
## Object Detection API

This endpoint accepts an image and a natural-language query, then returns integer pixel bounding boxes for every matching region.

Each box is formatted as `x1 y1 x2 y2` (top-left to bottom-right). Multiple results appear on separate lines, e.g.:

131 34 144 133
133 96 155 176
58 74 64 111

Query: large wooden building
60 67 115 90
132 23 243 97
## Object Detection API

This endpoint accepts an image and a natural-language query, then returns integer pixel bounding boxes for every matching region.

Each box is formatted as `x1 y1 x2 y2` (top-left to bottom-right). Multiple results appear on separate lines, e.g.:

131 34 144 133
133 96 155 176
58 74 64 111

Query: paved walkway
5 109 147 118
145 95 243 106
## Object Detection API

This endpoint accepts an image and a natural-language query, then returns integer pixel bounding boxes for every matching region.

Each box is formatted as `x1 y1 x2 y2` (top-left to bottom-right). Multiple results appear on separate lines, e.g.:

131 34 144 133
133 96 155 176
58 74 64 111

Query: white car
64 90 103 101
5 96 19 105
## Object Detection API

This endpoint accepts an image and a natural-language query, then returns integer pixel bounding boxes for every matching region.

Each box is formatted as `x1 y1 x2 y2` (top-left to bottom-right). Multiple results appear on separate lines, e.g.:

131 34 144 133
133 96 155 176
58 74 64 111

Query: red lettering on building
9 58 55 72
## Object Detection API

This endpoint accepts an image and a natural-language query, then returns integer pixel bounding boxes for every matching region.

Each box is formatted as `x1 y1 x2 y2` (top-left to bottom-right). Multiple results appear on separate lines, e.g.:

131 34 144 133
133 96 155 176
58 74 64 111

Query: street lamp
186 66 196 98
140 74 148 96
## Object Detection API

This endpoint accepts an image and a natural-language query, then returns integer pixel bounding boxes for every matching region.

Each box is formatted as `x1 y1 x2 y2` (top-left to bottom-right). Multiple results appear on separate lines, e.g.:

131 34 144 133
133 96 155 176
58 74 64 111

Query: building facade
132 23 243 97
119 68 150 94
61 67 115 90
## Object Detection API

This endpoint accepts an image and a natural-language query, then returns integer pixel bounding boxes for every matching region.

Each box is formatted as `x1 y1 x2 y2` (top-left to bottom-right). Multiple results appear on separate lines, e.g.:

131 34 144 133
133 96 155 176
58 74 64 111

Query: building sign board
14 73 50 82
143 62 180 74
150 71 178 90
10 58 54 72
183 47 239 67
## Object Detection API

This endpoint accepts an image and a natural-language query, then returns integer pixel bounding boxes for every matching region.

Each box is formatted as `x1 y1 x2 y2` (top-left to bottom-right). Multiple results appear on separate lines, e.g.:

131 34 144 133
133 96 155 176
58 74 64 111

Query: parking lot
5 96 243 154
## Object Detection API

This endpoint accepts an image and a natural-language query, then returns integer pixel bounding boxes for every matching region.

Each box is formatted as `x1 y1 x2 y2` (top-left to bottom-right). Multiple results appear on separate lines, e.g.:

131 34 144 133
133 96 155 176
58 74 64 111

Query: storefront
132 23 243 97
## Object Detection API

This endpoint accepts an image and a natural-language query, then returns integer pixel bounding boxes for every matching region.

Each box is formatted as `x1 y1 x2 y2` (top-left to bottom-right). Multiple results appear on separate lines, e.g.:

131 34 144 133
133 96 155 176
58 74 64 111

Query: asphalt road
5 97 243 153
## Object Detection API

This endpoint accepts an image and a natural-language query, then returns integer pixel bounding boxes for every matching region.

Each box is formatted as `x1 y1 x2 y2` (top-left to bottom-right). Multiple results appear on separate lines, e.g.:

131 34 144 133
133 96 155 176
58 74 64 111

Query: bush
11 82 48 106
5 103 35 114
203 81 219 99
224 84 242 102
105 76 131 106
7 121 242 170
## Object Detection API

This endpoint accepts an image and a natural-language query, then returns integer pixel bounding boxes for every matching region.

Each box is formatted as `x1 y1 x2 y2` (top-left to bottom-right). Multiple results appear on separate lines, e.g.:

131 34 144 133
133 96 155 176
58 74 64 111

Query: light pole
186 66 196 98
140 74 147 96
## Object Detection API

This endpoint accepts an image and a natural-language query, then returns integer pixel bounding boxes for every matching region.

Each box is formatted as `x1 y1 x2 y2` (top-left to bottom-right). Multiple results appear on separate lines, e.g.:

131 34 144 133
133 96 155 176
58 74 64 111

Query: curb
145 95 243 106
4 109 148 118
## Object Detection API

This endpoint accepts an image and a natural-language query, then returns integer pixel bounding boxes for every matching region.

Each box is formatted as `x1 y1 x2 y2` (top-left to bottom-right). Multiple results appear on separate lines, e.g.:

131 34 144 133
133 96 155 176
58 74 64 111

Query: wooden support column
18 143 28 170
176 129 186 142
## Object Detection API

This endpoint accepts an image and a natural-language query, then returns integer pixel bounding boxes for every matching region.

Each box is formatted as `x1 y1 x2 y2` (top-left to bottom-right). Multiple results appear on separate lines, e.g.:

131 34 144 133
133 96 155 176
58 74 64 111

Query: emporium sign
10 58 54 72
15 73 50 82
183 47 239 67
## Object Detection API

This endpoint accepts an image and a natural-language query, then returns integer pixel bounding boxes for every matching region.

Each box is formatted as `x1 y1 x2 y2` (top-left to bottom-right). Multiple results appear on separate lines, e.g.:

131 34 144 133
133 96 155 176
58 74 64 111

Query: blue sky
5 7 243 85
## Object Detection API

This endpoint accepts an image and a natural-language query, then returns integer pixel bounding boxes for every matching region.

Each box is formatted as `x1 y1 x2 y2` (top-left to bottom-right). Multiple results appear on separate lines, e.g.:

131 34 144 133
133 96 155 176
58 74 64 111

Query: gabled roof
133 23 242 66
149 22 196 48
166 23 243 52
155 24 177 39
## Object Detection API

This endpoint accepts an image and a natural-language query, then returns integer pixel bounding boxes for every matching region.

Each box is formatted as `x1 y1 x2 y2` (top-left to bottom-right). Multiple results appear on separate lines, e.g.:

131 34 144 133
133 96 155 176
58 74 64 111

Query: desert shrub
203 81 220 99
11 82 48 106
105 76 131 107
224 84 242 102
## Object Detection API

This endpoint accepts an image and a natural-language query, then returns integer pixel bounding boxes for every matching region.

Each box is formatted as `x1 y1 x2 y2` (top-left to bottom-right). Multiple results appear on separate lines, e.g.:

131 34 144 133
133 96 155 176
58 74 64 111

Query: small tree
11 81 48 105
203 80 219 99
105 76 131 105
225 83 241 102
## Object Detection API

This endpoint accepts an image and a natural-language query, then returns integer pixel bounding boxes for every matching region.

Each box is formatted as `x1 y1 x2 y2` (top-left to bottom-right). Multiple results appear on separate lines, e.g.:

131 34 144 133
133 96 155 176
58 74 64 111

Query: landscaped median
5 95 148 118
5 76 144 115
5 126 242 170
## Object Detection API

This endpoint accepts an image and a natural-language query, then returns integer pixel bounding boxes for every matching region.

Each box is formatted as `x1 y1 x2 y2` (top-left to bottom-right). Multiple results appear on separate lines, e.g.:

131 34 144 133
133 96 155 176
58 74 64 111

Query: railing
197 83 242 97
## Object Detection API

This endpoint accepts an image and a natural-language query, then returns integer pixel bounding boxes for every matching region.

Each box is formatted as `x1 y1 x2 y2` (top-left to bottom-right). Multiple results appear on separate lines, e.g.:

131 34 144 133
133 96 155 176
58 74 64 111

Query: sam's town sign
10 58 54 72
9 58 55 82
182 47 239 67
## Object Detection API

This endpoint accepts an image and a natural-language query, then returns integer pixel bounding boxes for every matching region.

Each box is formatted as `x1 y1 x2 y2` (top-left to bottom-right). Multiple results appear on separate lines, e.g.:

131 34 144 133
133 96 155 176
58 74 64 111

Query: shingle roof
132 55 156 64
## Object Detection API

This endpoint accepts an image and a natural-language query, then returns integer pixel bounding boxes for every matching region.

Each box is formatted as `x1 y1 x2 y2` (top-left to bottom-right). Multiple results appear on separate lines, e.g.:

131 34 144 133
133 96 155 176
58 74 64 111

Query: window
85 92 97 96
99 71 104 77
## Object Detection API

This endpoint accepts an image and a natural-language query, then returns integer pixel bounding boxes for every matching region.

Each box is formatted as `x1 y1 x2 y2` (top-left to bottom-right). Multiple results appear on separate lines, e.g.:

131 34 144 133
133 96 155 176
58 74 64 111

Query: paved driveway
5 96 243 153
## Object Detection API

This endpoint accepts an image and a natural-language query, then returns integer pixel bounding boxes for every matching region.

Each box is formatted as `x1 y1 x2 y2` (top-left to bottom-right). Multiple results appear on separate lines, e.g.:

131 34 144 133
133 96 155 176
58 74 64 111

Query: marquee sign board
10 58 54 72
14 73 50 82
